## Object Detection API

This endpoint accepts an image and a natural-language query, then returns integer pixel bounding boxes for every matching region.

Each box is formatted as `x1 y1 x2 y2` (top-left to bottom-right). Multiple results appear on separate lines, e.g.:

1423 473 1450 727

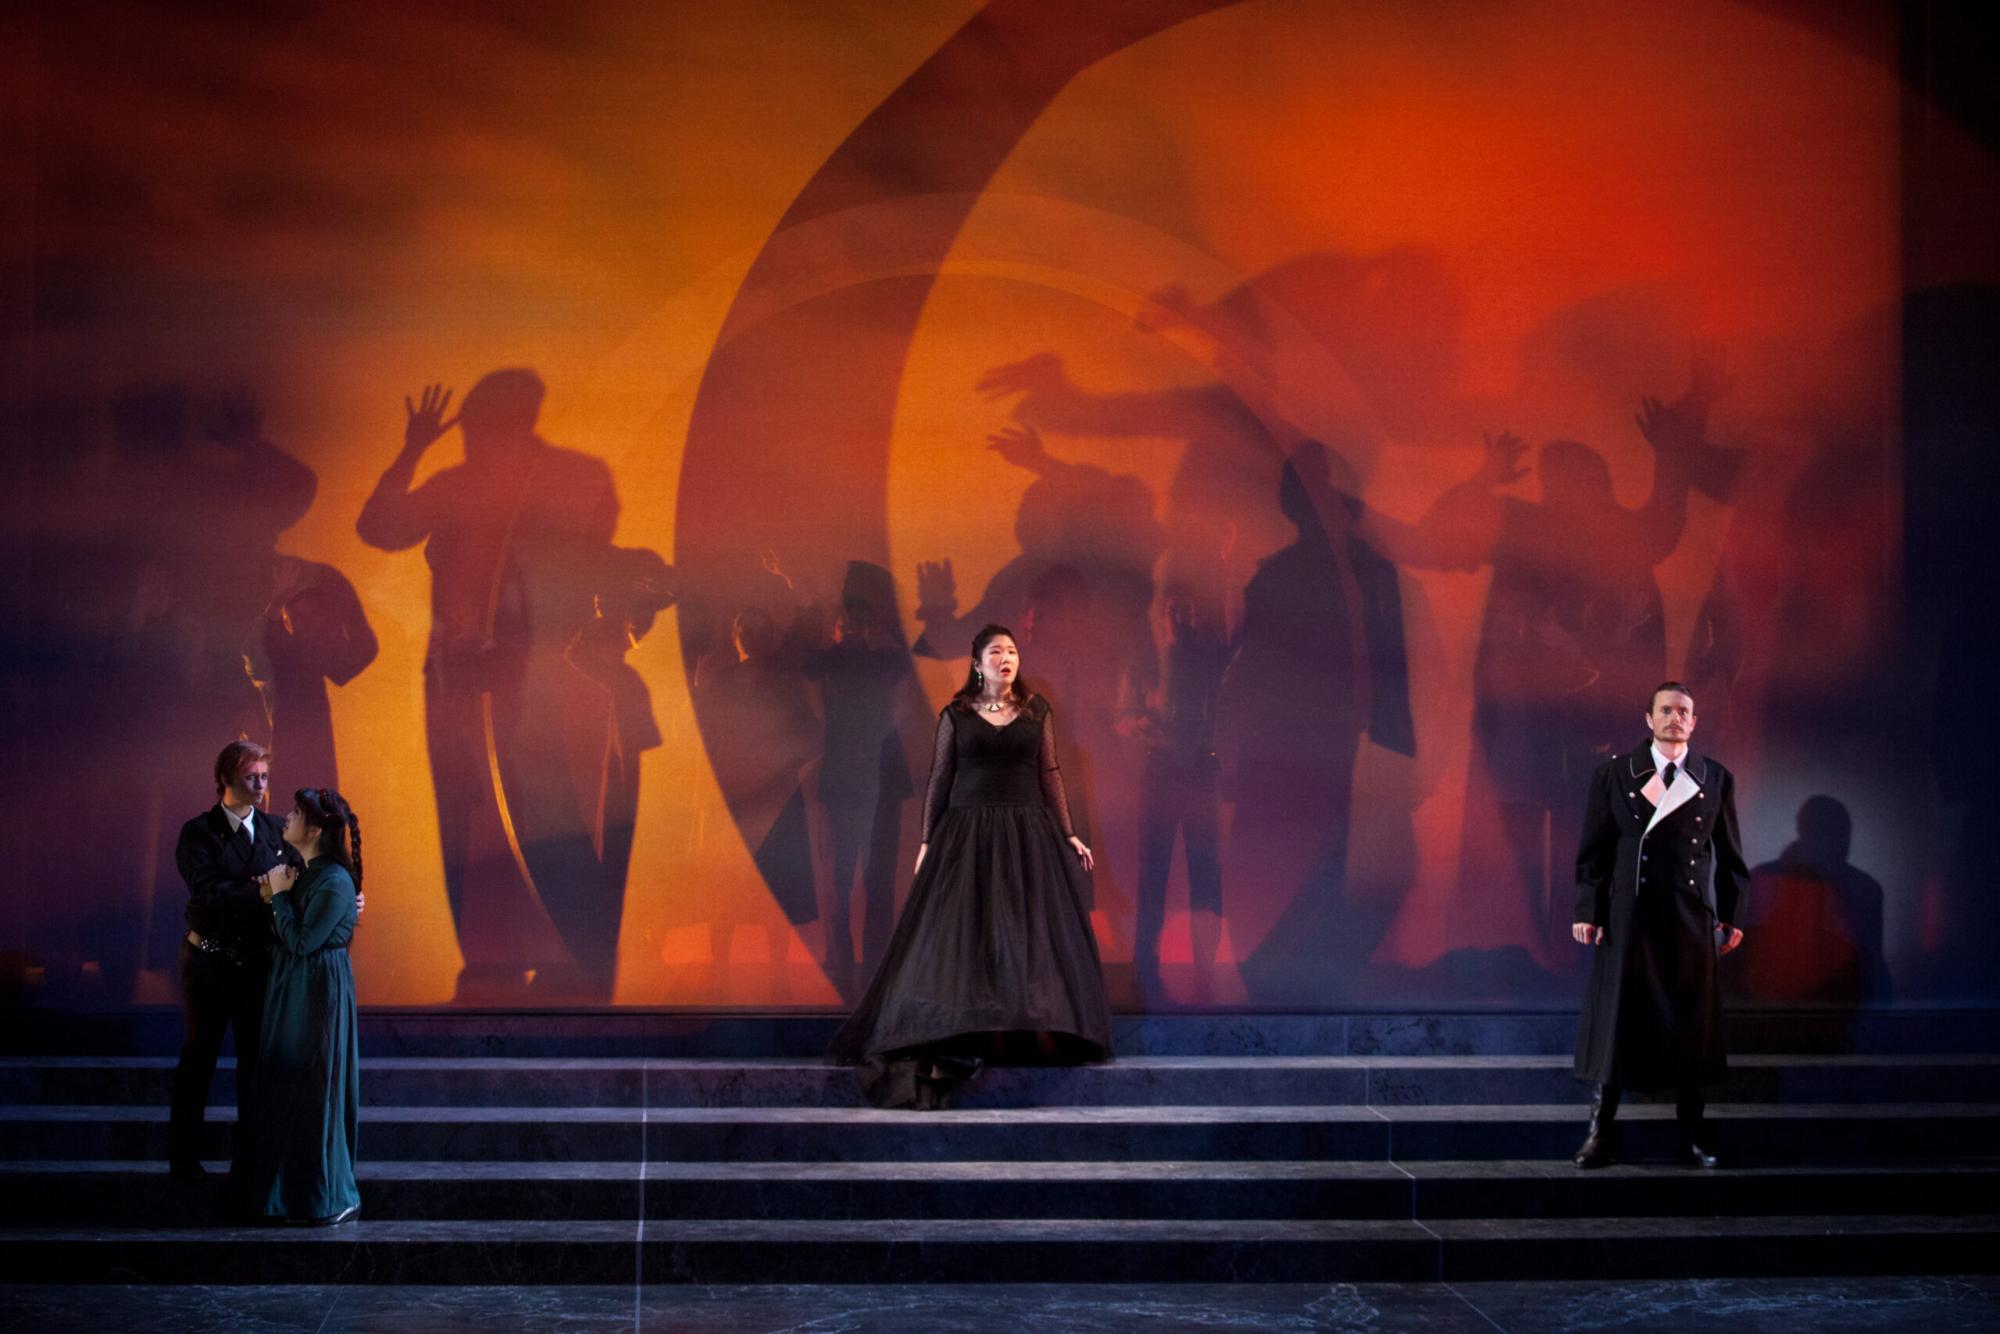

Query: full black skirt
831 802 1112 1106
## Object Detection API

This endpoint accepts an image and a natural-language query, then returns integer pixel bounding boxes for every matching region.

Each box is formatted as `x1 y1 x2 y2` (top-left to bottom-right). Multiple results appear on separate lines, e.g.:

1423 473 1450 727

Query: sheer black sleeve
1037 705 1077 838
920 708 957 843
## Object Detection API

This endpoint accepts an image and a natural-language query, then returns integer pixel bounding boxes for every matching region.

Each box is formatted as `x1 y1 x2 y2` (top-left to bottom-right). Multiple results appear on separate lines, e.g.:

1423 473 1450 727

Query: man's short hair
1648 681 1695 712
214 739 271 796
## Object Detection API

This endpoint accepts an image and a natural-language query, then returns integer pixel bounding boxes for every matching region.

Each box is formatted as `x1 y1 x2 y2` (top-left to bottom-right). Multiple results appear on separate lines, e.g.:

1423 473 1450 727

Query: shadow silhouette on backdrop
1124 579 1232 1004
802 560 917 1000
982 254 1466 1003
6 385 346 1006
1222 440 1414 1004
914 424 1165 948
1385 356 1738 972
667 1 1251 1000
1910 285 2000 998
1730 795 1890 1006
256 551 378 802
358 371 671 1003
694 599 822 975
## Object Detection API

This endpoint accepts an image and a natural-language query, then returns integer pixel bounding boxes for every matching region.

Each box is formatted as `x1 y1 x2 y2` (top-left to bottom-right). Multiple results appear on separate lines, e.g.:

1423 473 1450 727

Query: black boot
1675 1087 1718 1168
1573 1083 1623 1169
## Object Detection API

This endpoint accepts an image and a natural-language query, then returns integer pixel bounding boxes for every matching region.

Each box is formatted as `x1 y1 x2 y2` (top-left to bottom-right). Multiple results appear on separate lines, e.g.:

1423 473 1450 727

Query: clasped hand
262 864 299 900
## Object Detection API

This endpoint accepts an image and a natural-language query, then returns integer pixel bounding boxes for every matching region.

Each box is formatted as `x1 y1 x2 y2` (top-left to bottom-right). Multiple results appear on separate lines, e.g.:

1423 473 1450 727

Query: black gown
831 697 1112 1107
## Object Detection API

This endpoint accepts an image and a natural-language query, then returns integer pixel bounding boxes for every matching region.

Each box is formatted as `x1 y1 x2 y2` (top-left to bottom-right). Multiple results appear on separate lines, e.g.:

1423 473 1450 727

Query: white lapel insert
1643 759 1699 837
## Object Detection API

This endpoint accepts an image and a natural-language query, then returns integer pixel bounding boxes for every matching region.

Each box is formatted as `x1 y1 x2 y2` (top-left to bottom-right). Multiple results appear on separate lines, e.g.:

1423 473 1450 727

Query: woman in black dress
832 623 1112 1108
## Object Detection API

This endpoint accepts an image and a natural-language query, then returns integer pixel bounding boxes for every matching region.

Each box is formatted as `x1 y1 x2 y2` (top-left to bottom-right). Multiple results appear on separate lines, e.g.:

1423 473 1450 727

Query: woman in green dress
246 787 362 1225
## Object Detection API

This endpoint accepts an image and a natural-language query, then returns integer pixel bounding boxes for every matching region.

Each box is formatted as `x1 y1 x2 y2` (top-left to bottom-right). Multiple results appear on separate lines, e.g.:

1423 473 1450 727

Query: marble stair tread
1424 1212 2000 1240
5 1157 1996 1228
16 1100 1999 1122
0 1103 1387 1123
12 1155 1993 1182
10 1103 1993 1167
1428 1213 2000 1281
9 1055 1996 1112
0 1158 1413 1181
1 1215 1993 1285
12 1053 1997 1070
16 1213 1992 1243
19 1008 2000 1060
9 1054 1995 1109
1372 1101 2000 1120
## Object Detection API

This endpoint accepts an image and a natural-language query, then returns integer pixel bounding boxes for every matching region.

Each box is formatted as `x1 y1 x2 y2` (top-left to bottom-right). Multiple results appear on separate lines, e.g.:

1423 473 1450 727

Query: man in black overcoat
1571 681 1749 1168
167 740 298 1183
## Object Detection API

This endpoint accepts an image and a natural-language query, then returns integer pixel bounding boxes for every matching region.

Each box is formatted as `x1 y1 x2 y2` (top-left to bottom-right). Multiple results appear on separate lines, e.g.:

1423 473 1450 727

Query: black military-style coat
1572 744 1750 1089
176 806 300 958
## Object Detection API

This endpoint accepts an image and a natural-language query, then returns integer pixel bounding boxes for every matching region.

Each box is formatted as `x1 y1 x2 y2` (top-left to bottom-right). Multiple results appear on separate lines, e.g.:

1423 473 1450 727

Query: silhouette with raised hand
976 353 1283 628
1386 353 1722 966
914 421 1163 931
358 369 665 1003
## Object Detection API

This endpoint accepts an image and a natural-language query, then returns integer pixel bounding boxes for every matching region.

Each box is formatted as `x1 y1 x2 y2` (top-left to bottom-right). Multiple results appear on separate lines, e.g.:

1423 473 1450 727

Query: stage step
4 1158 1996 1226
13 1008 2000 1059
5 1101 1996 1164
1 1214 1993 1285
5 1015 1994 1285
8 1054 1996 1108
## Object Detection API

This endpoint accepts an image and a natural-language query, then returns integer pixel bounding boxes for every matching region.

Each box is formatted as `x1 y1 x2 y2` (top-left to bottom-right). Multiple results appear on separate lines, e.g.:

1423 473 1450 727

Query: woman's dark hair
293 788 363 891
949 623 1042 716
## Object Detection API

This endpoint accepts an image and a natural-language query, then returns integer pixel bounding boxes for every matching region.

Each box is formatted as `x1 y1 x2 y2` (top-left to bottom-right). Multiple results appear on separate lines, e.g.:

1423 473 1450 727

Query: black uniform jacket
1572 744 1750 1089
176 806 301 957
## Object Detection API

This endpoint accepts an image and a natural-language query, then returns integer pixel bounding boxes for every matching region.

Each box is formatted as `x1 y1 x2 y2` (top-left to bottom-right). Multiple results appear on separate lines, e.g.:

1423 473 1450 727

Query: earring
974 669 984 685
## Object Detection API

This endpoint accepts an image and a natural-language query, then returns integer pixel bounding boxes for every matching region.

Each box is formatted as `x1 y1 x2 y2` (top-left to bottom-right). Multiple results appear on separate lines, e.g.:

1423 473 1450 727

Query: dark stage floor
4 1278 1998 1332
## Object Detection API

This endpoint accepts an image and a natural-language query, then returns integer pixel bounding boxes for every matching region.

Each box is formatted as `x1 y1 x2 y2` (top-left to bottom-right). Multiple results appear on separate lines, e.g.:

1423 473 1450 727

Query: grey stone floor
2 1278 1996 1332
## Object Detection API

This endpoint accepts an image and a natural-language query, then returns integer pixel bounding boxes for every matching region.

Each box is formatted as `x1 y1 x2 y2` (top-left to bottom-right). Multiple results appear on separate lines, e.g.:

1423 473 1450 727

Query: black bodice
920 702 1076 841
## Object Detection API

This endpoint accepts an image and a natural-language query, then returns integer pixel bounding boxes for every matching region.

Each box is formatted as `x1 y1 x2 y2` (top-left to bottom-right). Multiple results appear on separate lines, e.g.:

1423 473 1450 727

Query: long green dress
245 857 360 1222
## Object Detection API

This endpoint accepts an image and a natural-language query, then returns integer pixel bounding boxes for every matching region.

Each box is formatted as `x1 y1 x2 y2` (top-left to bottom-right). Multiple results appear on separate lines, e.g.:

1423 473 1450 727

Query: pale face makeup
225 760 270 812
980 635 1020 694
1646 691 1696 756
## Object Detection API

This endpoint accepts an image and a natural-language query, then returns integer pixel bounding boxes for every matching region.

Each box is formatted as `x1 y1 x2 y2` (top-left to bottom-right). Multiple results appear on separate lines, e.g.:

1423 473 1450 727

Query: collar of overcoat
205 804 280 865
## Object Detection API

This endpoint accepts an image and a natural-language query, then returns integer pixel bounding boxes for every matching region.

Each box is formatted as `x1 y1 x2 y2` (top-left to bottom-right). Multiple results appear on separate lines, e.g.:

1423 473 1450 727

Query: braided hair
293 787 363 891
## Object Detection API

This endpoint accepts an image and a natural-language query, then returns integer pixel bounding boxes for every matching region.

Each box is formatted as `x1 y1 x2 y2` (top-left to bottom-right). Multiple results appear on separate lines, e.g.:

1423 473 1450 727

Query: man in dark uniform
167 740 297 1183
1571 682 1749 1168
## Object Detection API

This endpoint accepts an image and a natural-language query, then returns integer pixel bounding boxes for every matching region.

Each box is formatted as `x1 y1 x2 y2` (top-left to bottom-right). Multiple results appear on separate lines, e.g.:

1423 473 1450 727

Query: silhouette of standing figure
257 555 378 797
1127 580 1234 1001
1398 359 1724 965
1735 795 1892 1006
568 544 679 982
1221 441 1413 1000
696 602 822 970
803 561 917 997
358 372 662 1003
129 387 317 1001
